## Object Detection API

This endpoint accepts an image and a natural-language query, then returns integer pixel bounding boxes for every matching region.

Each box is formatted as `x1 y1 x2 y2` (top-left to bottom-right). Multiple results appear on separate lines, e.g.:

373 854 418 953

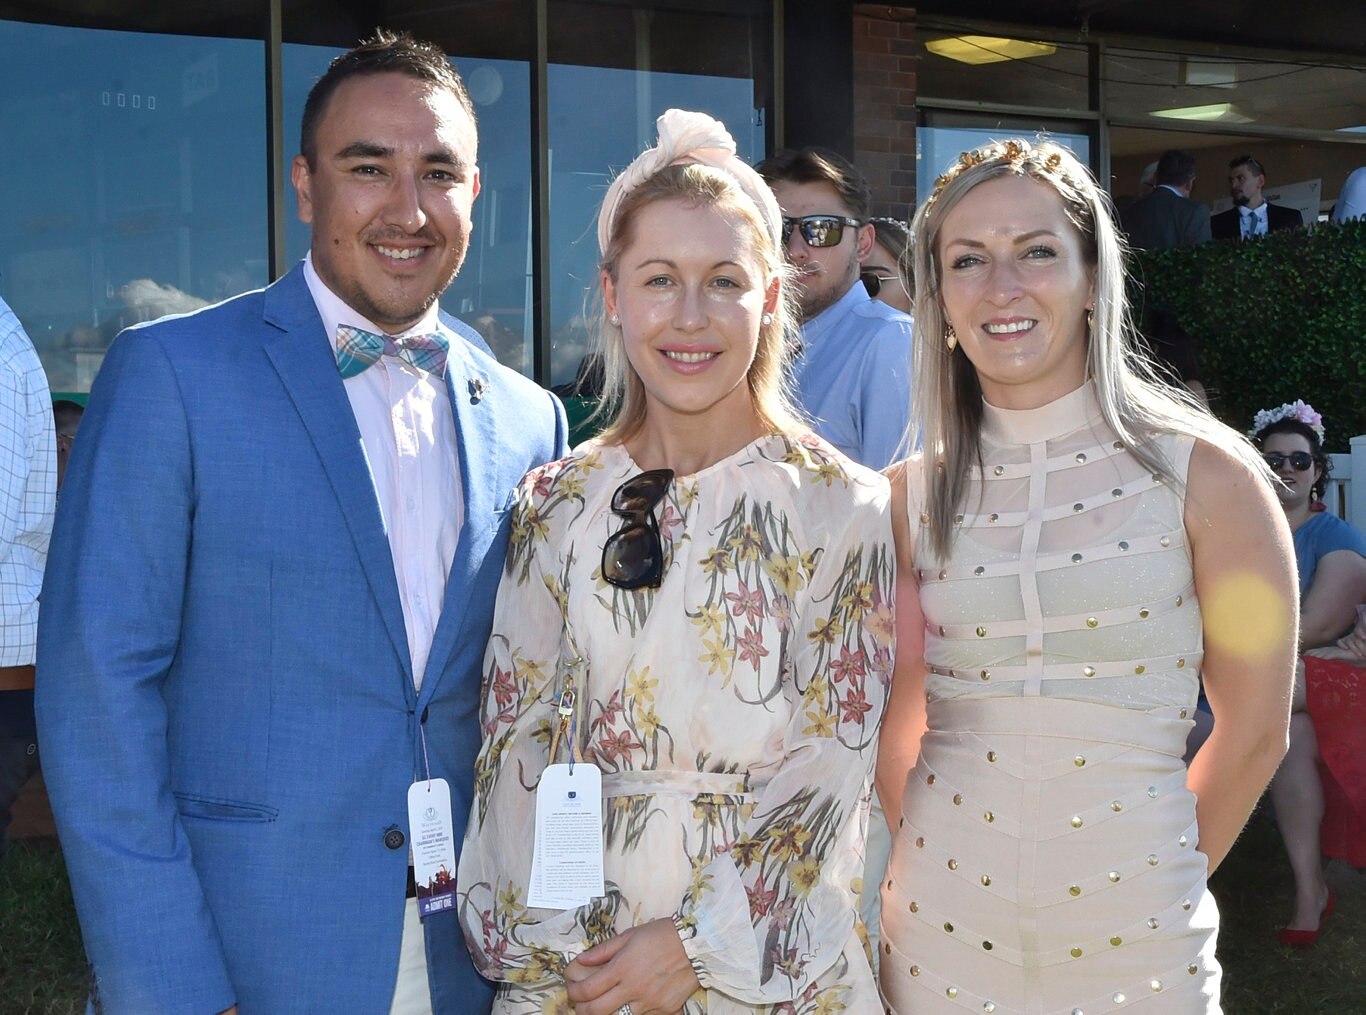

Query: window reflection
547 2 769 387
282 45 534 374
918 29 1091 112
917 125 1091 207
0 19 268 395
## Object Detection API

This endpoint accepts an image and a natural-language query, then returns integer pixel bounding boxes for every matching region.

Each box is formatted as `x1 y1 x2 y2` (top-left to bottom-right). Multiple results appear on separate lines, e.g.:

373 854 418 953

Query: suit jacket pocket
174 792 279 822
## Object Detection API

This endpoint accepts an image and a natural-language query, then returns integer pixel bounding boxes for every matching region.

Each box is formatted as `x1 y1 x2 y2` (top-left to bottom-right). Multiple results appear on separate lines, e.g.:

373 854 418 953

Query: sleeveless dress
881 384 1222 1014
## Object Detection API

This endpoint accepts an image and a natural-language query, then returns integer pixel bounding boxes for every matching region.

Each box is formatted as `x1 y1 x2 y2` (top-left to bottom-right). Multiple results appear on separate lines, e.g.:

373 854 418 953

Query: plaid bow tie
335 324 449 379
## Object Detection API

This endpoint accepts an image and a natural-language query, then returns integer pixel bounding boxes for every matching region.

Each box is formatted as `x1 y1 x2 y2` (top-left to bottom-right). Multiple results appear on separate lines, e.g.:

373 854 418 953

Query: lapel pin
468 377 487 404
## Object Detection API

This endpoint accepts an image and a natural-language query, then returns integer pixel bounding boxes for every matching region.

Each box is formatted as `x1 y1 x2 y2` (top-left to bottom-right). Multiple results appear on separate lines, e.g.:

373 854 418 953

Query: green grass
1 814 1362 1013
0 839 84 1015
1210 810 1366 1012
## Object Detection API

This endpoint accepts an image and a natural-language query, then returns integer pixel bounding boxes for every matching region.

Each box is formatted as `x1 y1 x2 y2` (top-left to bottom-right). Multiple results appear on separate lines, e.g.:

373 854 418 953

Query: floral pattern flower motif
458 435 893 1011
1249 399 1326 442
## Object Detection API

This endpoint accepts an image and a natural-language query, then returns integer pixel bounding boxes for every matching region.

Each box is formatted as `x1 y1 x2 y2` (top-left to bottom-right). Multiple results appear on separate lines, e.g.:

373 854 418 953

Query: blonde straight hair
592 162 804 446
909 139 1272 560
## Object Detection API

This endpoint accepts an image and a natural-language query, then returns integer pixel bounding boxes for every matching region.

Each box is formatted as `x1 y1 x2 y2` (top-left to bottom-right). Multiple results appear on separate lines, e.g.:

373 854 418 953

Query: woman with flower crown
1250 402 1366 947
876 139 1298 1013
457 110 893 1014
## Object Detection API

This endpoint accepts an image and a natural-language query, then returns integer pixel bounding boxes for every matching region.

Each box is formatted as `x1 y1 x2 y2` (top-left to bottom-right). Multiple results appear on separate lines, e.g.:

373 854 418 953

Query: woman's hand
563 918 700 1014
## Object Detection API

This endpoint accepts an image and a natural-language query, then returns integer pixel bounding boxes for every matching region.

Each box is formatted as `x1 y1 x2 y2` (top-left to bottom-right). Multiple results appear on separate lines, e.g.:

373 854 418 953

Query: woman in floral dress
457 109 895 1015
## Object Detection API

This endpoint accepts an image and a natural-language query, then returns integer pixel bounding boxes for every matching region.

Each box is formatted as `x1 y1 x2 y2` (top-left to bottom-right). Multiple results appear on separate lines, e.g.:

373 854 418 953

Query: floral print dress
457 434 894 1014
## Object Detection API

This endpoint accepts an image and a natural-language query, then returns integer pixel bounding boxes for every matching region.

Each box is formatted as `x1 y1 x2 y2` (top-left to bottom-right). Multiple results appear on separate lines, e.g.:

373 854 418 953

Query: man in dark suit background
1120 150 1211 404
1211 155 1305 241
1121 149 1212 252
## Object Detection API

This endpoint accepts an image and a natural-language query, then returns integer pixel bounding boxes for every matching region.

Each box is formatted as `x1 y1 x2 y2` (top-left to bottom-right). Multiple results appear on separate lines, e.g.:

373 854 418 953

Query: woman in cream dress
877 140 1298 1014
458 111 892 1015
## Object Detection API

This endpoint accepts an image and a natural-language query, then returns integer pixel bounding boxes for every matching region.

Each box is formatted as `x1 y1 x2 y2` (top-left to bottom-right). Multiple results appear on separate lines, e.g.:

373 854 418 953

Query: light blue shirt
791 280 914 469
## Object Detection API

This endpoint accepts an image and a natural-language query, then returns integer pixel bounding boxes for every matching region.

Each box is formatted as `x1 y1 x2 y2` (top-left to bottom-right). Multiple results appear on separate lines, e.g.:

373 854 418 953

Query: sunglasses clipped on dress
601 469 674 590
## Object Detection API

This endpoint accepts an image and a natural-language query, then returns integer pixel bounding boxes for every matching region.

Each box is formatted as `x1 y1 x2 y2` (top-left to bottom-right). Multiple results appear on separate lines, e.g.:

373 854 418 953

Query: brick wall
853 5 917 221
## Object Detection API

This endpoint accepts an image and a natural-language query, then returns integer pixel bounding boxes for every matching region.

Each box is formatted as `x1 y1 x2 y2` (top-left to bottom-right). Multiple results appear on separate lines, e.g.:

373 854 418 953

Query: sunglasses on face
601 469 674 590
1263 451 1314 472
781 214 862 249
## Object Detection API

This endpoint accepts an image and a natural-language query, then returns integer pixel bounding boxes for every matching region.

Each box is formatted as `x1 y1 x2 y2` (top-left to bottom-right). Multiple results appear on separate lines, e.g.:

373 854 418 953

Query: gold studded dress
881 384 1221 1014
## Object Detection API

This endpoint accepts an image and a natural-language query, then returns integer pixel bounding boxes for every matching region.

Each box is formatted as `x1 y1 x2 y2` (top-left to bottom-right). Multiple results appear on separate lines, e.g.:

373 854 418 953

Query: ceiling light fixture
1150 102 1253 123
925 36 1057 66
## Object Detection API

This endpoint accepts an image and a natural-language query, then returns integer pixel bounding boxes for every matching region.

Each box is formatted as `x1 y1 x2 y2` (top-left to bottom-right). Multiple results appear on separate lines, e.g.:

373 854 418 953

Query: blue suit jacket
35 265 567 1014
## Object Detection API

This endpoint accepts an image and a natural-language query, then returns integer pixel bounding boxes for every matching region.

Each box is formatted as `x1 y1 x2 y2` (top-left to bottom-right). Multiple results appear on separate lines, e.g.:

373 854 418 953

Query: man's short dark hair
1154 150 1198 188
755 147 872 221
300 29 476 168
1229 155 1266 178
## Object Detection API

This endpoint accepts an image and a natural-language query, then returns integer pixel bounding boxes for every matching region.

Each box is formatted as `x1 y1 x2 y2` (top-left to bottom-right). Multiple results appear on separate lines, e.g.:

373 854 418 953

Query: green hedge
1130 218 1366 452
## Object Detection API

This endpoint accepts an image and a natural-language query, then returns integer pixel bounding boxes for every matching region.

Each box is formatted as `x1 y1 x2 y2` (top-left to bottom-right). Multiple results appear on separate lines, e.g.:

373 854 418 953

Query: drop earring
1086 307 1094 332
945 323 958 352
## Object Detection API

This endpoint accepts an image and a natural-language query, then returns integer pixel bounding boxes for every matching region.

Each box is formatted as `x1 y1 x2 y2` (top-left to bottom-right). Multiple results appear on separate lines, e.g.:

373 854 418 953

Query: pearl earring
609 313 620 327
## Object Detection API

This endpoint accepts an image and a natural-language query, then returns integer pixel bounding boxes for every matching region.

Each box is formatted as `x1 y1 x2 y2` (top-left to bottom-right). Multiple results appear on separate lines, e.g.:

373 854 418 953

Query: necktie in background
335 324 449 379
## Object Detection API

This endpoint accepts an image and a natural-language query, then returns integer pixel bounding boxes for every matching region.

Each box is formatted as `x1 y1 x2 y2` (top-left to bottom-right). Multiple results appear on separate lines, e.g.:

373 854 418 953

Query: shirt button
383 827 406 850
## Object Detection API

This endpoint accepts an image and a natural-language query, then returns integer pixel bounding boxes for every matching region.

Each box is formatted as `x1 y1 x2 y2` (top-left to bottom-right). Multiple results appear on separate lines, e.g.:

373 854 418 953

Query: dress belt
0 665 36 691
599 769 769 800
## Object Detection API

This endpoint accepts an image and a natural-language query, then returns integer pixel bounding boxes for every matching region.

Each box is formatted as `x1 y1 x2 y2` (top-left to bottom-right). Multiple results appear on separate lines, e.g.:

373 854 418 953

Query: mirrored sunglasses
781 214 862 249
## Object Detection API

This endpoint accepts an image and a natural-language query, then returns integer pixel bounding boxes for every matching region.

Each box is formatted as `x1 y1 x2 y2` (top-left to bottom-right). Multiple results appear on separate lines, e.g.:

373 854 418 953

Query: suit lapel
417 340 499 708
261 269 414 685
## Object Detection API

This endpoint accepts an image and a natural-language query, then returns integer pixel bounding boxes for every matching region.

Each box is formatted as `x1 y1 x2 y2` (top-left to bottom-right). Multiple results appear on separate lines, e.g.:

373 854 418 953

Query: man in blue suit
36 31 566 1015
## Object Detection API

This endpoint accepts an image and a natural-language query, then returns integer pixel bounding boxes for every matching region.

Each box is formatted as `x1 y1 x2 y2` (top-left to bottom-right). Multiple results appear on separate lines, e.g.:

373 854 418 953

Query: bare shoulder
1184 438 1279 535
884 455 923 568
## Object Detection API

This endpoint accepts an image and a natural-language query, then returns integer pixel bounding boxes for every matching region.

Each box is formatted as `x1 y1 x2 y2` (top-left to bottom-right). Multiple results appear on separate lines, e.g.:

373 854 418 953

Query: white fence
1325 433 1365 531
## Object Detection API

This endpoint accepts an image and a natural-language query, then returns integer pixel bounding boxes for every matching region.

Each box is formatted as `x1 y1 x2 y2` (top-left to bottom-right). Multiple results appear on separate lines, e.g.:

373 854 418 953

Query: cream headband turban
596 108 784 257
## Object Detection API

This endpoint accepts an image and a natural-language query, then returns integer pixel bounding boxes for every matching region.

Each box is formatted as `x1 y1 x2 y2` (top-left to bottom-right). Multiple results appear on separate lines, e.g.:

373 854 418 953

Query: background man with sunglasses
757 147 913 470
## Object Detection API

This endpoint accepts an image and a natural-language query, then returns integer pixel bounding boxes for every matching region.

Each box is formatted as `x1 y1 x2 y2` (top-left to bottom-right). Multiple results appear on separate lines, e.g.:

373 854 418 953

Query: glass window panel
281 43 534 374
917 29 1090 112
1106 47 1366 135
916 124 1091 207
0 19 268 396
547 2 770 387
1110 127 1366 223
